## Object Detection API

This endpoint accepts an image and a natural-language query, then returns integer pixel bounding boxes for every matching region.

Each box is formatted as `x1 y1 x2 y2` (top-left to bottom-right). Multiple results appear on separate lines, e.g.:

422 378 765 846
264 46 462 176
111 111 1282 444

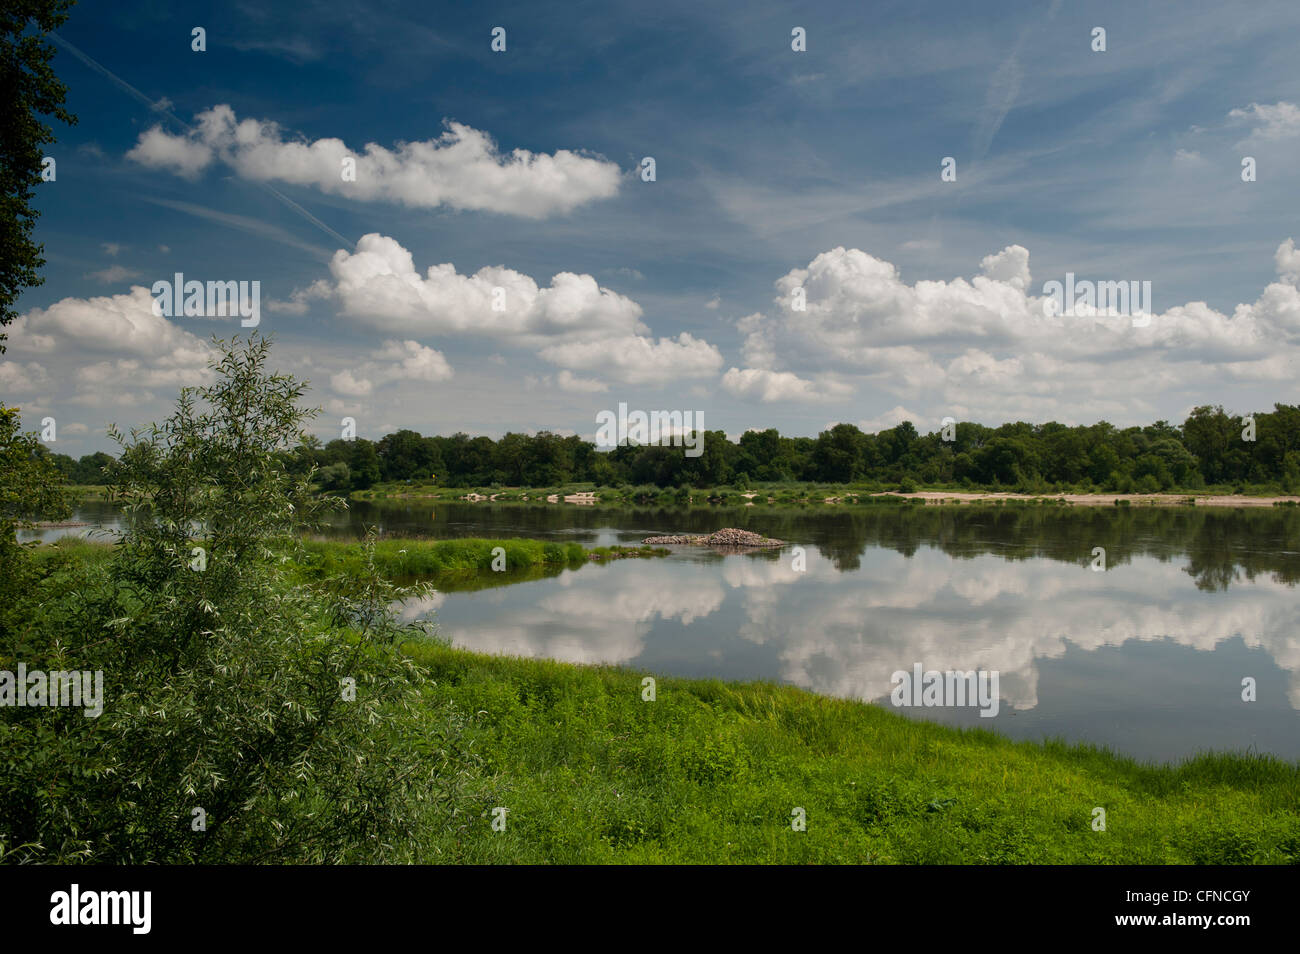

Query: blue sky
8 0 1300 454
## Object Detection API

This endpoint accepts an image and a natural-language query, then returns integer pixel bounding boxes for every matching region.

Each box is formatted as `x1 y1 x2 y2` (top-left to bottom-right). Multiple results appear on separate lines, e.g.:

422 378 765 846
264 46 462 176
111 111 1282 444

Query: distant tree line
40 404 1300 494
42 450 115 485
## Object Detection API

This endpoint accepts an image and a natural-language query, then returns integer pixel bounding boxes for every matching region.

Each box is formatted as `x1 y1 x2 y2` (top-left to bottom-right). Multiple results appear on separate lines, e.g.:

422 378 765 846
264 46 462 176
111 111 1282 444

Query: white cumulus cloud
725 241 1300 423
296 233 722 387
6 287 213 411
127 106 622 218
721 367 835 403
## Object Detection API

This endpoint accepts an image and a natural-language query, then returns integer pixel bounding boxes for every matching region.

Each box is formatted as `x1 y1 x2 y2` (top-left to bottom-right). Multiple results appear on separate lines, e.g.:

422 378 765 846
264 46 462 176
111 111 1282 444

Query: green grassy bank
60 484 116 499
409 644 1300 863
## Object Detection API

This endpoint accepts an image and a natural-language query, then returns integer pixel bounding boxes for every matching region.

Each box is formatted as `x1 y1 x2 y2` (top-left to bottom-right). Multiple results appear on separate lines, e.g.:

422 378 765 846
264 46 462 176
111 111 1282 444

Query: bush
1 336 480 863
0 407 72 631
1135 474 1161 494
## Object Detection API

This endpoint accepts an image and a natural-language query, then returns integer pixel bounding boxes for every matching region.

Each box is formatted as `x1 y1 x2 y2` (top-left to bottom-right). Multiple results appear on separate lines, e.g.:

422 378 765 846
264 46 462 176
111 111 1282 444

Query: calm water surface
39 499 1300 762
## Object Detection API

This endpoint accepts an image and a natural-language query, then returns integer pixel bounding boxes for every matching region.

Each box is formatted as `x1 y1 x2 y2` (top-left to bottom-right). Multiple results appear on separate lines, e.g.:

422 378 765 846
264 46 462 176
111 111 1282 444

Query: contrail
49 32 354 249
257 183 353 248
49 32 182 120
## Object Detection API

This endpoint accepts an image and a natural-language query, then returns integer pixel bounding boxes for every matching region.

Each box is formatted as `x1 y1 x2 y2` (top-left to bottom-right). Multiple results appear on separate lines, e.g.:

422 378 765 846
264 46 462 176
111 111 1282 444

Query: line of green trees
259 404 1299 494
38 403 1300 494
41 450 115 485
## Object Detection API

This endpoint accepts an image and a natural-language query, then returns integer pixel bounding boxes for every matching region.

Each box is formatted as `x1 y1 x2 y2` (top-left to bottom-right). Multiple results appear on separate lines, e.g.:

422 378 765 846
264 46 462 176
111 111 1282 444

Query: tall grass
408 644 1300 864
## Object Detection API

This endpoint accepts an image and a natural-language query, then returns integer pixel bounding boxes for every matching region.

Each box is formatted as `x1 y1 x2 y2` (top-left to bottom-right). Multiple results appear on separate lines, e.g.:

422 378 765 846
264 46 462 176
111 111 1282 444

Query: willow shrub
1 335 481 863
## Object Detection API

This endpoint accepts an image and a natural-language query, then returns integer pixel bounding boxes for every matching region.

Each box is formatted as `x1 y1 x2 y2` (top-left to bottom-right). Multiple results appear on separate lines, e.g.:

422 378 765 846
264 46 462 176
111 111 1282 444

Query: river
31 498 1300 762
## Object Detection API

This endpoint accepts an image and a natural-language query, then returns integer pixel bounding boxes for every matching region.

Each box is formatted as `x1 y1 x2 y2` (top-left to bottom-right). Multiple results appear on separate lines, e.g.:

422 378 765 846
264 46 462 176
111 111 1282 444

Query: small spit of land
35 536 669 594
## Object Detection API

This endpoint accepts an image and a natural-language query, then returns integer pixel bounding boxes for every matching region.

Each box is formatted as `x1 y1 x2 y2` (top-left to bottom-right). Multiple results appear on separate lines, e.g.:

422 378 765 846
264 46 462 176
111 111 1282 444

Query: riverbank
27 535 1299 863
60 484 115 499
411 643 1300 863
900 491 1300 507
349 483 1300 510
65 483 1300 509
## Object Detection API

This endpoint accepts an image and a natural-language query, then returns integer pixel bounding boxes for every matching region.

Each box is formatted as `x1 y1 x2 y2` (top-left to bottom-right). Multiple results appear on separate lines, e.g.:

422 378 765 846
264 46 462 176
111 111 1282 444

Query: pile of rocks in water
643 528 785 548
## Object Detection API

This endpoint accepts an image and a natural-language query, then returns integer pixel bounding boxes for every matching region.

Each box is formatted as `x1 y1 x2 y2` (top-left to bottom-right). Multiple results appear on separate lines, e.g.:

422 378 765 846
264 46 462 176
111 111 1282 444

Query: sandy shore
887 491 1300 508
373 488 1298 509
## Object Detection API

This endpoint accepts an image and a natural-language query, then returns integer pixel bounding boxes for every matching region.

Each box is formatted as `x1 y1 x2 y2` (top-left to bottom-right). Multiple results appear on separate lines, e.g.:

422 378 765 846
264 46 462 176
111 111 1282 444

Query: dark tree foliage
0 405 71 632
283 404 1300 494
0 0 76 351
